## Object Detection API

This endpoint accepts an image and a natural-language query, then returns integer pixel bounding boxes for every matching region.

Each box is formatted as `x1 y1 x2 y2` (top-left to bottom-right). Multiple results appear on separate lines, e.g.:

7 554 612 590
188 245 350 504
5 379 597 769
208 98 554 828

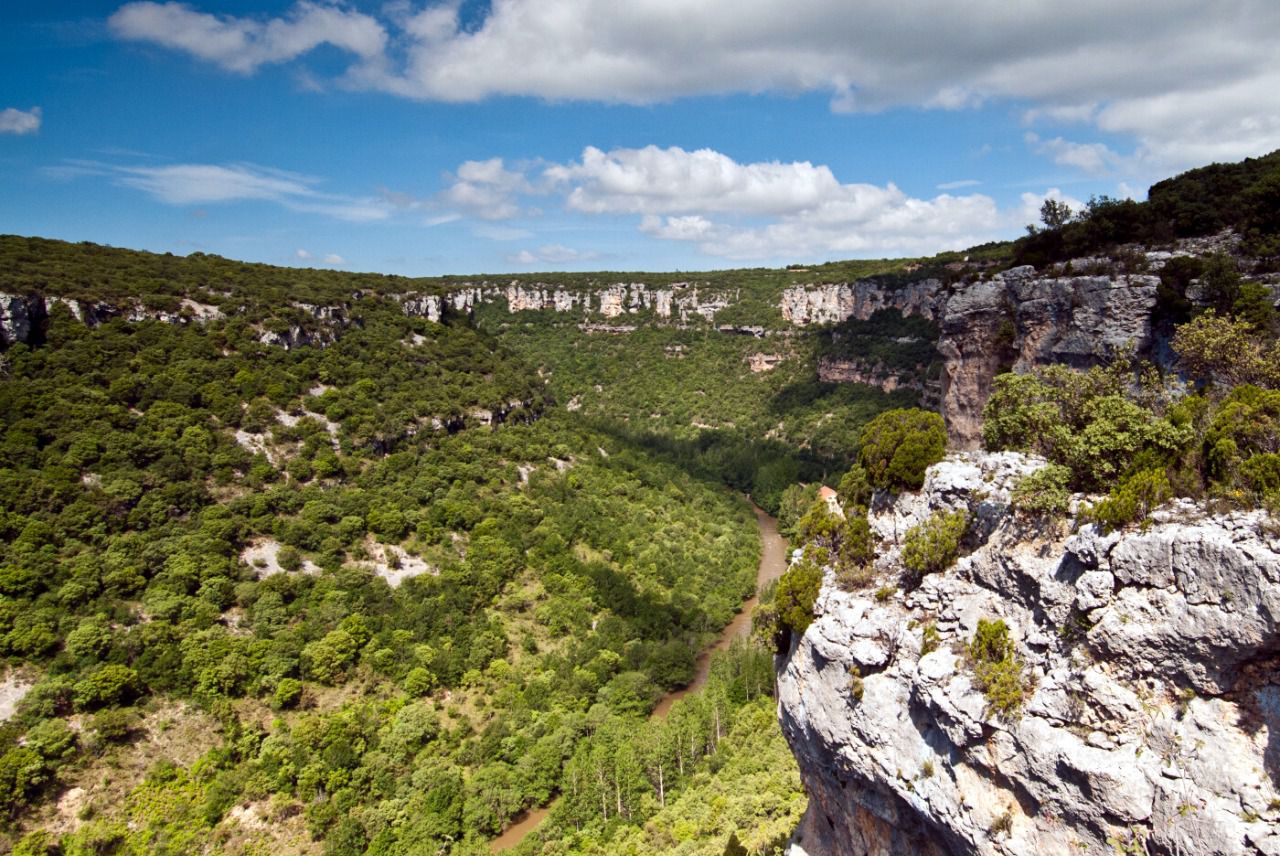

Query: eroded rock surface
780 453 1280 856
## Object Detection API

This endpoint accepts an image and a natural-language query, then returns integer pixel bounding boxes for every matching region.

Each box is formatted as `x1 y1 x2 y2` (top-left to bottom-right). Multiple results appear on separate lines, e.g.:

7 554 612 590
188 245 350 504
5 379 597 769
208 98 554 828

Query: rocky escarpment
781 278 946 326
779 453 1280 856
782 262 1176 448
936 266 1162 447
399 280 738 324
817 355 941 405
0 291 359 351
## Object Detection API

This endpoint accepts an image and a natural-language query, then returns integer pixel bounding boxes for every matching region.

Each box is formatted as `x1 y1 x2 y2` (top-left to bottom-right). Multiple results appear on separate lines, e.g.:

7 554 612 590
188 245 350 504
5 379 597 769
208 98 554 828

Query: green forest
1 146 1279 855
0 238 843 855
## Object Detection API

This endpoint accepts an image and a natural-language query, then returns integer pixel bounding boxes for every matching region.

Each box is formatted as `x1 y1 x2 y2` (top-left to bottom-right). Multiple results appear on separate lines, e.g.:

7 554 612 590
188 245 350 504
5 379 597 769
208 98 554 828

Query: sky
1 1 1279 276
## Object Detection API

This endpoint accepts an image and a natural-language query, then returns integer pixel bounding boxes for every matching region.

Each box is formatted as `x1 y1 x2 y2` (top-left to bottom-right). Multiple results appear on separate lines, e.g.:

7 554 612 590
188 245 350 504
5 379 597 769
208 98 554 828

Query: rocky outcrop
0 292 47 346
438 280 739 323
1 292 230 347
781 278 946 326
778 265 1167 448
938 267 1160 448
396 293 443 323
780 453 1280 856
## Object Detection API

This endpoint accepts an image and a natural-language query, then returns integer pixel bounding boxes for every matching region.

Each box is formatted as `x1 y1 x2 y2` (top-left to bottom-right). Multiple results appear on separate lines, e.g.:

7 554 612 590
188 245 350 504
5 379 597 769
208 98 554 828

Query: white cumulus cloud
465 145 1021 261
1026 133 1125 176
109 0 1280 171
0 107 42 135
546 146 844 216
440 157 532 220
109 1 386 74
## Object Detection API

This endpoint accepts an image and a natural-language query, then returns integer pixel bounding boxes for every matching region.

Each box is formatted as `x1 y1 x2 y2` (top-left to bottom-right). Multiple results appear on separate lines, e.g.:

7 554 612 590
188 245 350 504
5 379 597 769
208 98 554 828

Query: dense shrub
1087 468 1173 533
900 509 968 585
1173 313 1280 389
1010 464 1073 517
1011 149 1280 267
773 554 824 645
967 619 1027 722
1202 385 1280 492
837 512 876 571
982 364 1191 491
857 408 947 491
837 465 872 509
91 708 141 744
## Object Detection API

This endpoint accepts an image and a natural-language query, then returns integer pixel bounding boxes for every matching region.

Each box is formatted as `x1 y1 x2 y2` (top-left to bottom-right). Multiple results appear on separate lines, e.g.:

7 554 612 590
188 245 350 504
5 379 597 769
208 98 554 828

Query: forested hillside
0 258 823 854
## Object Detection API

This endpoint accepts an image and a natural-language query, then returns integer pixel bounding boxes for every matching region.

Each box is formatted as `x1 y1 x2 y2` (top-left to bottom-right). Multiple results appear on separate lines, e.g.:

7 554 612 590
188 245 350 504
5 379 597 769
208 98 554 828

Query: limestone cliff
778 453 1280 856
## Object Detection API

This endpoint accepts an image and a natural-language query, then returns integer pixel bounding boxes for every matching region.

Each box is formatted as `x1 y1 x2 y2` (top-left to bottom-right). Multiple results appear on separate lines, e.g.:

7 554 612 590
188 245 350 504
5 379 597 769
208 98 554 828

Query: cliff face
778 453 1280 856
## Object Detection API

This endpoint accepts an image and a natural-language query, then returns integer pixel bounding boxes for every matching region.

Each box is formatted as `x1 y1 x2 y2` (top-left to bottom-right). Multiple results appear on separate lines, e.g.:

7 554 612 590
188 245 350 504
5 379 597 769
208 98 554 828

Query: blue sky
1 1 1278 276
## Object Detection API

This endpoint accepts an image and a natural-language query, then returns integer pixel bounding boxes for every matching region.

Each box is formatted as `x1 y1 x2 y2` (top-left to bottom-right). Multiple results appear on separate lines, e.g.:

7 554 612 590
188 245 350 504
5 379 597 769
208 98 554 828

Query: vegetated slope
1013 148 1280 268
474 310 925 513
0 258 788 854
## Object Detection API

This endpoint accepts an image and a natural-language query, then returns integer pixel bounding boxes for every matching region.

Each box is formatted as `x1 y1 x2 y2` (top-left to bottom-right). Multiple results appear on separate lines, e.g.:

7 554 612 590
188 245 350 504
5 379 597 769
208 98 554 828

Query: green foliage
967 619 1027 721
0 240 791 851
982 363 1191 491
1087 468 1173 533
271 678 304 710
837 464 872 509
72 665 139 711
91 707 141 743
900 509 968 584
0 747 48 817
25 718 77 762
1174 313 1280 389
837 511 876 572
1012 149 1280 266
857 408 947 491
775 483 819 543
1202 385 1280 491
1010 464 1073 517
920 622 941 656
774 556 824 646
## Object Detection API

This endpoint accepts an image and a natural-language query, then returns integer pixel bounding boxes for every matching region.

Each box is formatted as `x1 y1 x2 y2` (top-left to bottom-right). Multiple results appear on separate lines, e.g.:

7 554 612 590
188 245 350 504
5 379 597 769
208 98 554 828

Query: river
489 503 788 852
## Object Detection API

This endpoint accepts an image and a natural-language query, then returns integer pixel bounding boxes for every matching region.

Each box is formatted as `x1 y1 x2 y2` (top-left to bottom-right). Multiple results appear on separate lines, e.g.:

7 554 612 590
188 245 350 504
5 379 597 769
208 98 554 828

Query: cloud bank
442 145 1048 260
108 0 1280 171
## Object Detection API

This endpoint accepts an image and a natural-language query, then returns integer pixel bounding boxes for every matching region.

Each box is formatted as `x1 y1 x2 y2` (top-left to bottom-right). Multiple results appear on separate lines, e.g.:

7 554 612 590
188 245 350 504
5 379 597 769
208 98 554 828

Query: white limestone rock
779 453 1280 856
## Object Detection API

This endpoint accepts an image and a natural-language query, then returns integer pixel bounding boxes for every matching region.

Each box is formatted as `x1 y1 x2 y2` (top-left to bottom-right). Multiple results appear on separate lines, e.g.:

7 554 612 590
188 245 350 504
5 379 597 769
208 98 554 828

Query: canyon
9 238 1274 452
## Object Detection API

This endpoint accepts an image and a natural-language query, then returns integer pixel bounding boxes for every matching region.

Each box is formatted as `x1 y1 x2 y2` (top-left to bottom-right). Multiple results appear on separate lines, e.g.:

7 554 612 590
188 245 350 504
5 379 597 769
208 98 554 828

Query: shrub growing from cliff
1173 313 1280 390
1086 468 1173 533
982 363 1191 492
837 464 872 509
857 408 947 492
772 552 825 649
967 619 1027 722
1010 464 1072 518
900 509 968 586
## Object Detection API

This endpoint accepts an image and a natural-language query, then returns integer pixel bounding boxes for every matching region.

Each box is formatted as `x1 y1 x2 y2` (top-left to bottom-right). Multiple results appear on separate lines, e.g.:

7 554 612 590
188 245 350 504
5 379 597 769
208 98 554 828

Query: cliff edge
778 453 1280 855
